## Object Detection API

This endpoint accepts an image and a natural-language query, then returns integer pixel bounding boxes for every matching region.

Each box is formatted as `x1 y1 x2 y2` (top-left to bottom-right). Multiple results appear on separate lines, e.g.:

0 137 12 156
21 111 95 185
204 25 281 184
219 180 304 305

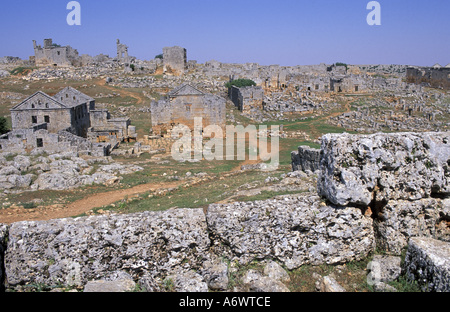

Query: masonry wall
151 95 226 135
163 46 187 76
11 109 73 134
229 86 264 113
0 129 105 156
407 67 450 89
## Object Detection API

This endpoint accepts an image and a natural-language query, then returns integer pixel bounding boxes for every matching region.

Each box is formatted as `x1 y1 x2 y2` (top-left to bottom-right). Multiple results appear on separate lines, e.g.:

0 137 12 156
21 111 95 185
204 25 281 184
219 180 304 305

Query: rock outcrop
0 153 143 192
318 132 449 207
206 194 375 270
316 131 450 254
4 208 209 290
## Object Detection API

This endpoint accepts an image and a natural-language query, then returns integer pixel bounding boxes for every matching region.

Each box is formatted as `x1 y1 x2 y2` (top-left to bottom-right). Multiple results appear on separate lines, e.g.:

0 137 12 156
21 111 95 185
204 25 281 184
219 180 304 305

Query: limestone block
318 132 450 206
403 237 450 292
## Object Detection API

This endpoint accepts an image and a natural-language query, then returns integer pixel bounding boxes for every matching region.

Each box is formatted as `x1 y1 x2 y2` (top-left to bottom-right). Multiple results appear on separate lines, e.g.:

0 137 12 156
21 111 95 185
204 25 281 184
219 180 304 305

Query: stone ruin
0 131 448 292
229 85 264 115
0 87 135 156
150 83 226 136
32 39 80 68
163 46 187 76
116 39 129 62
407 65 450 90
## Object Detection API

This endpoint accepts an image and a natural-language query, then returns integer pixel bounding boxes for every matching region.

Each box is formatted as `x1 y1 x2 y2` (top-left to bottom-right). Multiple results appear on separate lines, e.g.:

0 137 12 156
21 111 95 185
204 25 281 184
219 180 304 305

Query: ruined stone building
229 86 264 114
163 46 187 76
1 87 133 156
32 39 80 67
87 109 133 148
151 84 226 136
116 39 129 61
10 87 93 138
407 66 450 89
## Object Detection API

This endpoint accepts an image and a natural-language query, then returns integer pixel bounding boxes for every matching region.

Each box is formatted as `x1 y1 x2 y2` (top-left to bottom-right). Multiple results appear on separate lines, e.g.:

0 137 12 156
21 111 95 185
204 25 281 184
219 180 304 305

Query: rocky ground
0 151 143 193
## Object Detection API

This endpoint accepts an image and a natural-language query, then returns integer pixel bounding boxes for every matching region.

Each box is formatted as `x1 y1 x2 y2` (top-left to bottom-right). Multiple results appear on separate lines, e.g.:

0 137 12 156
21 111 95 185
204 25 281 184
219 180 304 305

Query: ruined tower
163 46 187 76
116 39 129 61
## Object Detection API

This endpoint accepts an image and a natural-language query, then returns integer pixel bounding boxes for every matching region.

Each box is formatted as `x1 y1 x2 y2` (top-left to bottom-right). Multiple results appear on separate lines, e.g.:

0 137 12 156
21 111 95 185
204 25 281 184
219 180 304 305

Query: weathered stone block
403 237 450 292
206 194 375 270
318 132 450 207
4 209 209 290
374 198 450 254
292 146 321 173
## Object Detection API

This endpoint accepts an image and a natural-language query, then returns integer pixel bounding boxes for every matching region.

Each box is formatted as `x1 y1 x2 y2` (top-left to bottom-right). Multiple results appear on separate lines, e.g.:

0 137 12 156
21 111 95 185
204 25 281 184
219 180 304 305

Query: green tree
155 54 163 60
225 78 257 89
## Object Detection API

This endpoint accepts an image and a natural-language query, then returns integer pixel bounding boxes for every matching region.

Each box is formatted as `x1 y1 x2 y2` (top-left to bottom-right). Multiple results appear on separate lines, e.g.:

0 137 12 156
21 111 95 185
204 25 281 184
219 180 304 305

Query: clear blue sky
0 0 448 66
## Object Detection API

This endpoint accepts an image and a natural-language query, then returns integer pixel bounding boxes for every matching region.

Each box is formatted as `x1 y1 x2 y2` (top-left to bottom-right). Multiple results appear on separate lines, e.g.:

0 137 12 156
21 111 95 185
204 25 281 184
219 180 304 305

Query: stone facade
163 46 187 76
151 84 226 135
4 87 133 156
407 66 450 89
33 39 80 67
10 87 92 138
229 85 264 114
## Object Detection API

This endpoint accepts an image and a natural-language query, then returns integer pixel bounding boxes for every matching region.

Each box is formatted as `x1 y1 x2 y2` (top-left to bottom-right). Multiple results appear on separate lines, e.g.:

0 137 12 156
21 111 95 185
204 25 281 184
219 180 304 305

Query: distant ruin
32 39 80 67
116 39 129 62
150 84 226 136
229 85 264 115
407 65 450 89
163 46 187 76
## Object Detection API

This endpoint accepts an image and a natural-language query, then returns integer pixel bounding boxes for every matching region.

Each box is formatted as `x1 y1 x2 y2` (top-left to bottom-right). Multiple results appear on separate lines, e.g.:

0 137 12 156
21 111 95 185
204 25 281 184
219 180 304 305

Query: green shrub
225 79 256 89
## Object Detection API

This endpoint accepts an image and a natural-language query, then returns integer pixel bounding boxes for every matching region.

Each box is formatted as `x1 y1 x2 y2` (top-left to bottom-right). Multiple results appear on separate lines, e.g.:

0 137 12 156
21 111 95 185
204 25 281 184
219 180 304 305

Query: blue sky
0 0 448 66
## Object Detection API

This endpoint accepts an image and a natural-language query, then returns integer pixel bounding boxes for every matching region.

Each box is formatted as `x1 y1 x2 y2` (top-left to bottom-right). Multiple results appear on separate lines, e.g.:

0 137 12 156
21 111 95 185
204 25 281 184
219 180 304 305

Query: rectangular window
32 116 37 124
44 116 50 123
36 138 43 147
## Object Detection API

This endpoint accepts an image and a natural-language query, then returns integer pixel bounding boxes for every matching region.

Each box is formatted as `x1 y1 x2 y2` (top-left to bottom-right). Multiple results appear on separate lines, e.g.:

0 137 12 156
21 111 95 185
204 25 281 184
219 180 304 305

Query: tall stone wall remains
163 46 187 76
151 94 226 135
406 66 450 89
33 39 80 67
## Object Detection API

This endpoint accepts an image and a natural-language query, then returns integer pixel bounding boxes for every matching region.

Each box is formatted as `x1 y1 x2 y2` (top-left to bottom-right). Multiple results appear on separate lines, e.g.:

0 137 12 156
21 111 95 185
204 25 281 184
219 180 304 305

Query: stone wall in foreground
0 193 375 291
1 131 449 292
316 131 450 254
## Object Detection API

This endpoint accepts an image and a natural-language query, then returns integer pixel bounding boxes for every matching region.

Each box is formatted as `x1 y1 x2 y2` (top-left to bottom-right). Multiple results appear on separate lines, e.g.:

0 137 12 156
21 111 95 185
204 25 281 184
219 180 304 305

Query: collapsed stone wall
0 193 375 292
1 131 449 292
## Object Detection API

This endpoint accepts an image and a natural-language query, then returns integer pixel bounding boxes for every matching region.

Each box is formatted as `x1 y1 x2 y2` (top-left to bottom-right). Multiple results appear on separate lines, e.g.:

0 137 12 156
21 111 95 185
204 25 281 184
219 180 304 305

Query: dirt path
0 180 184 224
0 155 258 224
95 78 145 105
